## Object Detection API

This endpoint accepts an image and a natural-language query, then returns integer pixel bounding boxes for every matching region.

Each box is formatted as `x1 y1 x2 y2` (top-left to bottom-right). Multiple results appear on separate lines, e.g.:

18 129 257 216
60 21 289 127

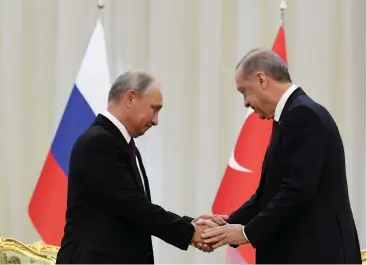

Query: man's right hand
190 219 218 252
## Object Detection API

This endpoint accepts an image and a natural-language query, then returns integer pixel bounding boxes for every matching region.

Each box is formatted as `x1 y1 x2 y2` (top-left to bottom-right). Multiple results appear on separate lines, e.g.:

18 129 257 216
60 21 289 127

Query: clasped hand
191 215 248 253
190 214 228 253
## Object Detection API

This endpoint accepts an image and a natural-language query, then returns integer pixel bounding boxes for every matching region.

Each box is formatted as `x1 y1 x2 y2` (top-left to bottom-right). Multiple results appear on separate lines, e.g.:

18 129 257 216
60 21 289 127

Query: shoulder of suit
74 125 117 148
285 102 331 129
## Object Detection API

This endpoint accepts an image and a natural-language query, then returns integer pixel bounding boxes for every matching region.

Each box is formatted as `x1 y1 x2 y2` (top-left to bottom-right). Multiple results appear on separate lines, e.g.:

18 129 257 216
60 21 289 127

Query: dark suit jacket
228 88 361 264
56 114 195 264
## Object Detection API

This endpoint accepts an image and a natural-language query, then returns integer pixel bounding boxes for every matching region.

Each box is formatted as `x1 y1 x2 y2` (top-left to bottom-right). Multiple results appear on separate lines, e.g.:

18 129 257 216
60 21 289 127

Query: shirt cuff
242 226 249 241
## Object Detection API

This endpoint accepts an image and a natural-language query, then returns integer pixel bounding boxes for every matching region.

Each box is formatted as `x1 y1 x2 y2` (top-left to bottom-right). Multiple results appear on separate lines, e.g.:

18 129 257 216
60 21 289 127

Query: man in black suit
201 49 362 263
56 70 227 264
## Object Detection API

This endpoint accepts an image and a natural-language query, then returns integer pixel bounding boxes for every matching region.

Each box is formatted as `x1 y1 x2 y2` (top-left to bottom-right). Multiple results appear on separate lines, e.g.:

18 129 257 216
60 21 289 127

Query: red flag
212 26 288 264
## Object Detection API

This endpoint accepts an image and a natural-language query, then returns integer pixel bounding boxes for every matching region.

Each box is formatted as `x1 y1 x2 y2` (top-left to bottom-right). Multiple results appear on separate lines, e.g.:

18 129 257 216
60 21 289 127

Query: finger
212 240 226 249
197 219 217 228
200 229 226 240
211 216 227 225
199 243 213 253
201 246 213 253
217 214 229 220
202 226 223 236
195 243 203 248
194 219 206 225
203 235 223 244
205 220 218 228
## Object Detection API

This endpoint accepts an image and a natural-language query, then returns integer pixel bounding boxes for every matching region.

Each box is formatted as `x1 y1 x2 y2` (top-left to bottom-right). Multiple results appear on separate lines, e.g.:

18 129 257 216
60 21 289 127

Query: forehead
235 68 246 84
143 81 163 102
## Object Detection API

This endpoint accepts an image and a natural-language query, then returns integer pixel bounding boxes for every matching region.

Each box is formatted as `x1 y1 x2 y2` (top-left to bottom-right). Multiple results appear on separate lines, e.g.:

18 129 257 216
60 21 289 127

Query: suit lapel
93 114 147 194
261 122 280 177
278 87 306 123
129 153 146 194
261 87 305 177
136 150 151 201
93 114 131 152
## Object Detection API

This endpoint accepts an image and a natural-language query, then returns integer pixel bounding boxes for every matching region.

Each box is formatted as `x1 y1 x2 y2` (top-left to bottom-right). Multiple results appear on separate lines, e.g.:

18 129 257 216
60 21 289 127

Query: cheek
245 94 256 104
140 107 155 121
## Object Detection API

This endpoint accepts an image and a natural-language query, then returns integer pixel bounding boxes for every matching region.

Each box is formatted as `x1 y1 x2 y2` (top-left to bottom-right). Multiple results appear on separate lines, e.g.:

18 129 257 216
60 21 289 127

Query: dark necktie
272 120 279 137
263 119 279 170
268 120 279 149
129 138 136 156
129 139 149 198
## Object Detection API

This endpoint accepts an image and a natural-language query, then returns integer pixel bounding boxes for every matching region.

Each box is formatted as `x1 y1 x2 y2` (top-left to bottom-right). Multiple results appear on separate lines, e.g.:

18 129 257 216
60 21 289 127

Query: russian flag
28 19 110 246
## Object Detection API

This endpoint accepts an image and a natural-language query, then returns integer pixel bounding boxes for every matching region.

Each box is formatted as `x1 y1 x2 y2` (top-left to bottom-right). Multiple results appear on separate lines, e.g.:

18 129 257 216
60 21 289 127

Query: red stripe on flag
272 26 287 63
28 151 67 246
212 25 287 264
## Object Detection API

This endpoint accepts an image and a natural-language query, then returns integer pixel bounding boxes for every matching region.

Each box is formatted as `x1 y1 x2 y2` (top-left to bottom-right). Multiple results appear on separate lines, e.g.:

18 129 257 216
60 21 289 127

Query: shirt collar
100 110 132 143
274 84 298 122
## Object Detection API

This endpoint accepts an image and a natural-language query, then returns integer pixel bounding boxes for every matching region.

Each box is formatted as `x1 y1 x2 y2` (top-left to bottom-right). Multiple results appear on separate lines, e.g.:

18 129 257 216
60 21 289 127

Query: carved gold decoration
0 252 21 264
27 241 60 256
362 249 366 265
0 237 56 264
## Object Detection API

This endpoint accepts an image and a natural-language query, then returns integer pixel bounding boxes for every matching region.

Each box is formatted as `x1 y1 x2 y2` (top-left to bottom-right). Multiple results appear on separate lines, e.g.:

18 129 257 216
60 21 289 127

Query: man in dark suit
201 49 362 263
56 70 227 264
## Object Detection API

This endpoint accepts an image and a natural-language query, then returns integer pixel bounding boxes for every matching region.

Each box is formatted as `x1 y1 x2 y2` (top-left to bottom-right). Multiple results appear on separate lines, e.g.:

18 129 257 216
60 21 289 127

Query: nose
244 99 250 108
152 113 158 126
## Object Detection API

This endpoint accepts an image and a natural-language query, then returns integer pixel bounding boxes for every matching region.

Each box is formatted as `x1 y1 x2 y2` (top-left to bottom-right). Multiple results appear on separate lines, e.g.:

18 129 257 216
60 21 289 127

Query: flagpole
280 0 287 27
97 0 105 26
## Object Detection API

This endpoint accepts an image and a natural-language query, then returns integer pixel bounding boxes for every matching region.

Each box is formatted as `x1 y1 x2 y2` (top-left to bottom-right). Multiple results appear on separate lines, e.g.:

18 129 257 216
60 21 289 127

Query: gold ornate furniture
27 241 59 260
0 237 59 264
362 249 366 265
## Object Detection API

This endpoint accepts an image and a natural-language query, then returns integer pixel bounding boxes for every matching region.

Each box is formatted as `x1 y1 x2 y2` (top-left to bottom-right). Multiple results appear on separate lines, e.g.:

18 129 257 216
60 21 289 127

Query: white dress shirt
242 84 298 241
100 110 146 192
273 84 298 122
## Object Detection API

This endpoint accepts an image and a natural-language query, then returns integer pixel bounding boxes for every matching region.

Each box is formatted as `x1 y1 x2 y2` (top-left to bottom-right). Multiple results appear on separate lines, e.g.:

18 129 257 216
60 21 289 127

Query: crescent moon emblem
228 150 252 172
227 108 254 173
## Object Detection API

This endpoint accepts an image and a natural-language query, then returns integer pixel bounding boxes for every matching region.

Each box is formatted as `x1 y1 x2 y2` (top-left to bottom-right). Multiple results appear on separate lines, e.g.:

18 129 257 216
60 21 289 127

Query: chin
137 128 149 137
257 113 271 120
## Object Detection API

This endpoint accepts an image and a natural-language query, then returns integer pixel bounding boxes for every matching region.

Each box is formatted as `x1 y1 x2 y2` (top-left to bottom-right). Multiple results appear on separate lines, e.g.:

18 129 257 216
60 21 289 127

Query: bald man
201 49 362 264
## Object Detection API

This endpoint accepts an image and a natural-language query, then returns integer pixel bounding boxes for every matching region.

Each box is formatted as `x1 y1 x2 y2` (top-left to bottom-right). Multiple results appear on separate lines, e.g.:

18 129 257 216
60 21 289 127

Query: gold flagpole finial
97 0 105 9
280 0 287 26
280 0 287 12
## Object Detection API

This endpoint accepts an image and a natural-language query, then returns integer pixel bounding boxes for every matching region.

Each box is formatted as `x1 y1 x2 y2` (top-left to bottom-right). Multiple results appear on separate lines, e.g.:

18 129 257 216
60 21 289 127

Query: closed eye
152 105 162 112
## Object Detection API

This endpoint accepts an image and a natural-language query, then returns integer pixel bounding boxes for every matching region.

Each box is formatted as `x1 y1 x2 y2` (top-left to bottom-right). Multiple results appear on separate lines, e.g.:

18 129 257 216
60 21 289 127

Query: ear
256 72 268 89
125 89 137 107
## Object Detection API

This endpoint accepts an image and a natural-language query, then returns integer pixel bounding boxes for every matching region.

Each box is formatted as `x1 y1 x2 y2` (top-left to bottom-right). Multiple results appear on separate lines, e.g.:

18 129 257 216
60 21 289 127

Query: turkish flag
212 26 288 264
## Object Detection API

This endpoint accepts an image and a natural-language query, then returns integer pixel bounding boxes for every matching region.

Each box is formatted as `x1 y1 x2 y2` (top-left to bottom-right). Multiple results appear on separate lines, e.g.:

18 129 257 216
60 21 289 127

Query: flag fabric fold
28 19 110 246
212 25 288 264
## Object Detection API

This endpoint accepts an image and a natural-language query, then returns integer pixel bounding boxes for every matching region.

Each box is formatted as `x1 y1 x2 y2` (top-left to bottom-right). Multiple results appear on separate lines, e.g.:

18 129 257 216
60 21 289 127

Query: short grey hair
108 70 155 101
237 48 292 83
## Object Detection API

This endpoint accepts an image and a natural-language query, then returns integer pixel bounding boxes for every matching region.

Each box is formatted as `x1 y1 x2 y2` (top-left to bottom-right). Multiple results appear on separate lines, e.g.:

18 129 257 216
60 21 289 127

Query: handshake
189 214 248 253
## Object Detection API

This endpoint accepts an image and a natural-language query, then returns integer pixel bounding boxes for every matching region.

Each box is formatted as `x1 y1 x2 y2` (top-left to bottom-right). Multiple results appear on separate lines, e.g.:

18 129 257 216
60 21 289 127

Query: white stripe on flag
75 19 111 115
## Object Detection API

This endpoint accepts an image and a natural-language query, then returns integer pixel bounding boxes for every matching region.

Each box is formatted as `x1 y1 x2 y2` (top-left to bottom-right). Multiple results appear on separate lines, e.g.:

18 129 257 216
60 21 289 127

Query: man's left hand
192 214 229 226
200 223 249 249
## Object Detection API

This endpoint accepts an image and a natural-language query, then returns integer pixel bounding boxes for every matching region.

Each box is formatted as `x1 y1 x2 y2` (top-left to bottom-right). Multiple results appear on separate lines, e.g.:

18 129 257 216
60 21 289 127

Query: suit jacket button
147 252 152 256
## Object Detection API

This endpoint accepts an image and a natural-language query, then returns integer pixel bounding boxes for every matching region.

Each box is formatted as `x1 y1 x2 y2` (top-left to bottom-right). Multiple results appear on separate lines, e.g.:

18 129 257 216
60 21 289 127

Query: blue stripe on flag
51 84 96 176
